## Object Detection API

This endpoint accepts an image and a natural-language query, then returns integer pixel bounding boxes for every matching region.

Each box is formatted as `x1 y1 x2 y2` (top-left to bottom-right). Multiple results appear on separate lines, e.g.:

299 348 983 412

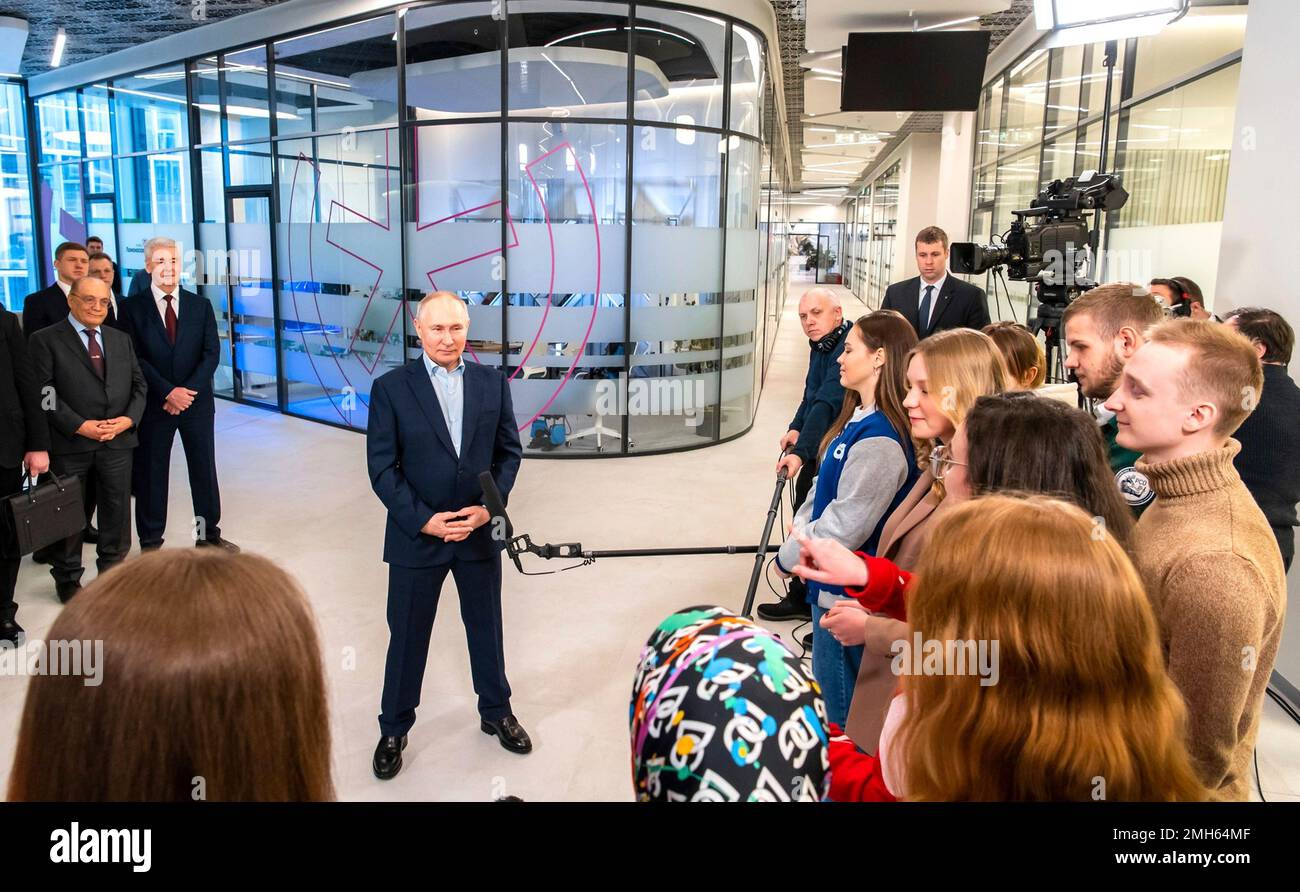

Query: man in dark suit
21 242 118 336
1225 307 1300 570
88 252 125 325
882 226 990 339
28 277 146 602
0 307 51 642
73 250 129 545
126 265 152 299
367 291 527 779
118 236 236 553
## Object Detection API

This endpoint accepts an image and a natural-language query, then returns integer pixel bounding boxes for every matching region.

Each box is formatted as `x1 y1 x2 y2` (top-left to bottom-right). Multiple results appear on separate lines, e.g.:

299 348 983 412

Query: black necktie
85 329 105 380
919 285 935 335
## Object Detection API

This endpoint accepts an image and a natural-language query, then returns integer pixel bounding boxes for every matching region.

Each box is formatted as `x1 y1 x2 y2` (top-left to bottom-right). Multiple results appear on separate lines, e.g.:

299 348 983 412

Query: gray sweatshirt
776 406 910 592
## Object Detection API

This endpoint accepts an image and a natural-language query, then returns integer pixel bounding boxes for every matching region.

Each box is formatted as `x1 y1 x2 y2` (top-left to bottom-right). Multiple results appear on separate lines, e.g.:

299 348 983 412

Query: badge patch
1116 467 1154 507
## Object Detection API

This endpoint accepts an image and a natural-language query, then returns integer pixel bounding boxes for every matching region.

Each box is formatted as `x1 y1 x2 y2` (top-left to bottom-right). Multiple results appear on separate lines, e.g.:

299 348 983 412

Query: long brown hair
899 495 1205 801
964 392 1135 551
8 550 334 801
818 310 918 461
982 321 1045 389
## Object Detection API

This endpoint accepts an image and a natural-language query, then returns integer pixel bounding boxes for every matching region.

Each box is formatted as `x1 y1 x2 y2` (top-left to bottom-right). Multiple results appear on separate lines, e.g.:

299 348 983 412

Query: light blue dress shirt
423 352 465 456
67 313 104 355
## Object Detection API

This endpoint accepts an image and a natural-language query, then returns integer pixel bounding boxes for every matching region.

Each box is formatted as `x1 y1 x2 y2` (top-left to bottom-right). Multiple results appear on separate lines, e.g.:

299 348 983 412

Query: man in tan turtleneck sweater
1105 319 1286 800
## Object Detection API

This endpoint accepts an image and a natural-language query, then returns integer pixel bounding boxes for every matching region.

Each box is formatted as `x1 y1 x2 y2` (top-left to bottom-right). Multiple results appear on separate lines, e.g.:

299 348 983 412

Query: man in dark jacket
1225 307 1300 570
119 236 235 552
0 307 51 642
28 277 146 602
760 288 848 623
881 226 990 339
21 242 92 336
366 292 526 780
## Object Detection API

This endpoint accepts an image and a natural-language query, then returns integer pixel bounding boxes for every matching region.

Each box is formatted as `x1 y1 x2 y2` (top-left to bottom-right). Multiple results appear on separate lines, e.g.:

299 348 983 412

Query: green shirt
1101 415 1153 515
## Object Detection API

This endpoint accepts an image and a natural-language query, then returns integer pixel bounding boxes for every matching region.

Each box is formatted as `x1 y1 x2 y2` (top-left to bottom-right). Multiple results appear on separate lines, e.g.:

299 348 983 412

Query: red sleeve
827 736 896 802
844 553 911 621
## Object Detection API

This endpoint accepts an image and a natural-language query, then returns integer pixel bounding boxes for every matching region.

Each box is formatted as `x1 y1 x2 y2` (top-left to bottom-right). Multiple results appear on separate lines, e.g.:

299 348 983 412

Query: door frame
223 186 285 411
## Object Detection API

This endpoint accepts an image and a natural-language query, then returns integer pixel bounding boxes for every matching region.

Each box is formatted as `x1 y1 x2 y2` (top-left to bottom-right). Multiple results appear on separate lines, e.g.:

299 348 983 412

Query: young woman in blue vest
775 310 920 728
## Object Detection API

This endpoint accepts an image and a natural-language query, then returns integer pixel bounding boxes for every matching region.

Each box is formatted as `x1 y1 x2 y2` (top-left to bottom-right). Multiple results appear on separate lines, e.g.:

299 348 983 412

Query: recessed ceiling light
51 27 67 68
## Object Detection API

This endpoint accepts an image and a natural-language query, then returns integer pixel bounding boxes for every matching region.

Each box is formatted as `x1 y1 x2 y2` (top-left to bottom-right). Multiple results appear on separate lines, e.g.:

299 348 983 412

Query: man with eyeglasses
28 277 146 602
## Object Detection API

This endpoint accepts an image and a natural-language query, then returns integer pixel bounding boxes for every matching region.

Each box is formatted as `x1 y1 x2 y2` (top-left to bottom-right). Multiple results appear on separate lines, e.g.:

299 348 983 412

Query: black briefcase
2 472 85 556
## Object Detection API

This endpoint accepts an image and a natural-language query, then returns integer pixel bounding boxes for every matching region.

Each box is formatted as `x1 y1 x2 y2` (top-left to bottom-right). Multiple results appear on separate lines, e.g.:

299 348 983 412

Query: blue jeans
811 602 865 729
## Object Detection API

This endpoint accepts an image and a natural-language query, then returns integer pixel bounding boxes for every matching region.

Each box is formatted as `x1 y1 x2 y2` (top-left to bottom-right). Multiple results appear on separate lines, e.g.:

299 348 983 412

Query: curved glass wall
26 0 789 456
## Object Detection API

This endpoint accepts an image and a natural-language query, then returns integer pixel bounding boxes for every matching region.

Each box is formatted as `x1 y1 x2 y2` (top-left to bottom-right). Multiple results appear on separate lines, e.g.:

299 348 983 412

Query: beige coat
844 471 951 751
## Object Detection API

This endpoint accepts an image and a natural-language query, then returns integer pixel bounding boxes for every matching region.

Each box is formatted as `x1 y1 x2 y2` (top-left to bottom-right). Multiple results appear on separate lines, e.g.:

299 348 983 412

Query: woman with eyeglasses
810 393 1138 797
791 496 1203 802
772 310 920 729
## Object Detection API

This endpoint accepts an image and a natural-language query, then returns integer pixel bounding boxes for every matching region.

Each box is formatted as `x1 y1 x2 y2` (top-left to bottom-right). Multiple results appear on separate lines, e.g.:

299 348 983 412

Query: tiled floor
2 277 1297 801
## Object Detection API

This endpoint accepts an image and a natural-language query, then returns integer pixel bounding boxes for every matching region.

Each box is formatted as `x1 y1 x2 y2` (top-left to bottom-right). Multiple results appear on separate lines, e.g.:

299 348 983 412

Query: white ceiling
794 0 1010 198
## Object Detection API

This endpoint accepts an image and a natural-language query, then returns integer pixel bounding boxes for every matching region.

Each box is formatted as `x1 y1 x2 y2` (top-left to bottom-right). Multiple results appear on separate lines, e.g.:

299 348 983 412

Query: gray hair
800 287 840 308
143 236 178 260
416 291 469 322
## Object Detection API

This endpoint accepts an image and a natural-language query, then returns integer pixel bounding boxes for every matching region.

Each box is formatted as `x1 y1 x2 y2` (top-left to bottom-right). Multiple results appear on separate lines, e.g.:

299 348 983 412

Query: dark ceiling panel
1 0 292 78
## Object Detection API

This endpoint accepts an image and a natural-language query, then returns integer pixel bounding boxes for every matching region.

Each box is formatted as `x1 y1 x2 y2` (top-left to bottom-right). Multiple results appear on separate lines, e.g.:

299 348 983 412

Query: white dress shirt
151 283 179 325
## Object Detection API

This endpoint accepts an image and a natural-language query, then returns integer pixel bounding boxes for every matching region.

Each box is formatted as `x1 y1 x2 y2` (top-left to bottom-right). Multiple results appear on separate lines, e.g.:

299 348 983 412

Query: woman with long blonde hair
816 328 1006 745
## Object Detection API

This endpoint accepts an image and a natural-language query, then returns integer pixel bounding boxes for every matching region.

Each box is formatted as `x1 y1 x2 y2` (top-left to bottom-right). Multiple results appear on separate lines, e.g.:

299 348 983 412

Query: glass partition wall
27 0 791 456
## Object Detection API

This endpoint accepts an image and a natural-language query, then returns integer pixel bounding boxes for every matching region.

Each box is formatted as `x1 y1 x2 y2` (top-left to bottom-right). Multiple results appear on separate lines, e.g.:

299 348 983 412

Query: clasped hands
164 386 199 415
421 506 490 542
75 416 133 443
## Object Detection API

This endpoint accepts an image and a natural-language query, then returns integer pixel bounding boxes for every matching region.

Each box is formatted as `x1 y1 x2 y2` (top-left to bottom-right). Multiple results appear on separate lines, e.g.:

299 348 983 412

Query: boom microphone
478 471 523 574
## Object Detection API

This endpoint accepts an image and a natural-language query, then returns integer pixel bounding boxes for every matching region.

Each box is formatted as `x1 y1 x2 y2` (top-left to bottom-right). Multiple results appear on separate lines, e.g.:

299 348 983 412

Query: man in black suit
88 252 125 324
72 250 129 545
28 277 146 602
119 236 237 553
367 291 527 779
1225 307 1300 570
21 242 116 336
882 226 990 339
0 307 51 642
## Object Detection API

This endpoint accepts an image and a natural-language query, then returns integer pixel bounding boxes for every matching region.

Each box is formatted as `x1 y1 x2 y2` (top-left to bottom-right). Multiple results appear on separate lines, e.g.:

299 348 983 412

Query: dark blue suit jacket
118 287 220 418
367 357 523 568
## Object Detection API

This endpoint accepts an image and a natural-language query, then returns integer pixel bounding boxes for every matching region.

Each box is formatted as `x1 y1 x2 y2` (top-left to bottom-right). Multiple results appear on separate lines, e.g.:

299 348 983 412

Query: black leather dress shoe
481 715 532 754
196 537 241 554
83 524 99 544
757 596 812 622
372 735 407 780
0 617 23 645
56 583 82 604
